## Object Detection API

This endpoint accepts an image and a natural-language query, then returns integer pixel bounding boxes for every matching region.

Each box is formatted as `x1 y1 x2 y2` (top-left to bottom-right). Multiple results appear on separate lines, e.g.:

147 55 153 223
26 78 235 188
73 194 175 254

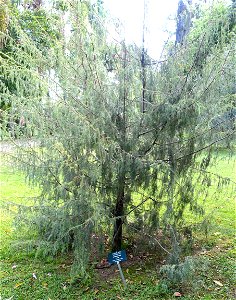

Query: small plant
159 255 211 294
160 256 195 286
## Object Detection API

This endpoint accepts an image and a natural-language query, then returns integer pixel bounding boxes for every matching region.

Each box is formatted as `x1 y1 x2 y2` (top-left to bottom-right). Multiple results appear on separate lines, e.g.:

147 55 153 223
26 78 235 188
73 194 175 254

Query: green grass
202 153 235 224
0 152 235 299
0 154 39 259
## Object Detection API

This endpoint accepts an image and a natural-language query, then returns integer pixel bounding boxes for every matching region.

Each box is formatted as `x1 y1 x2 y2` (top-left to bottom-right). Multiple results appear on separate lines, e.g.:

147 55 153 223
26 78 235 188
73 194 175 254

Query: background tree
176 0 193 44
0 0 61 137
0 0 9 48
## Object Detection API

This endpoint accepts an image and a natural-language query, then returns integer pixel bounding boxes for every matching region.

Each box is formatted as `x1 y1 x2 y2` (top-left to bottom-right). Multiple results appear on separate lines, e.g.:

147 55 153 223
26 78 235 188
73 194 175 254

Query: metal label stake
117 261 127 287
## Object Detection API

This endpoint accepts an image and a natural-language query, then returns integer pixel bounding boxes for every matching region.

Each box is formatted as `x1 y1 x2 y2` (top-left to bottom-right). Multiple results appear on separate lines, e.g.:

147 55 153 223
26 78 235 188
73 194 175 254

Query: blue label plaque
108 250 127 264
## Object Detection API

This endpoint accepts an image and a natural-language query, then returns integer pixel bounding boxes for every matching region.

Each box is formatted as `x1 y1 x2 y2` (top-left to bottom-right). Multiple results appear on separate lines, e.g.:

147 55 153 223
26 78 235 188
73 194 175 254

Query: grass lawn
0 151 235 299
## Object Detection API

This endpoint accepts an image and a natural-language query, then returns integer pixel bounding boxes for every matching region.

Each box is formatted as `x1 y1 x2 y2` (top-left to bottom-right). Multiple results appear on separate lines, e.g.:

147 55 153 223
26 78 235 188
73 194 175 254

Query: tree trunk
112 44 127 252
112 181 125 252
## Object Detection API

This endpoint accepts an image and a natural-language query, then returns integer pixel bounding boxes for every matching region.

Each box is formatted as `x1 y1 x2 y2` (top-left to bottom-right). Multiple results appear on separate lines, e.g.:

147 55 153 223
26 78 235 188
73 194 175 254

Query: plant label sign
108 250 127 264
108 250 127 287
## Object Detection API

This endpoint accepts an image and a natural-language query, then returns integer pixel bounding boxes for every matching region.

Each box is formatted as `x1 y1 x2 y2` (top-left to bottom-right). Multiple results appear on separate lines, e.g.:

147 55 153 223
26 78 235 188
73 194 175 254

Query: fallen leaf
94 289 99 295
173 291 182 297
126 279 133 284
42 282 48 288
14 282 23 288
60 264 66 269
213 280 223 287
126 268 129 273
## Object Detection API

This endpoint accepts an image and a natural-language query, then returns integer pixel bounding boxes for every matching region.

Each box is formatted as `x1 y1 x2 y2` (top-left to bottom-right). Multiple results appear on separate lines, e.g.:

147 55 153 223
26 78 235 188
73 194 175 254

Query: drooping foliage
185 1 236 136
1 0 235 276
0 0 60 136
0 0 9 48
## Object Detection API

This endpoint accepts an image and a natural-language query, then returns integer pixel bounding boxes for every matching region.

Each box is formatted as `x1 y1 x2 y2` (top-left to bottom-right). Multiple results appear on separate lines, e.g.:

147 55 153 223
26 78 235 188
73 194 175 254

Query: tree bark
112 180 125 252
112 44 127 252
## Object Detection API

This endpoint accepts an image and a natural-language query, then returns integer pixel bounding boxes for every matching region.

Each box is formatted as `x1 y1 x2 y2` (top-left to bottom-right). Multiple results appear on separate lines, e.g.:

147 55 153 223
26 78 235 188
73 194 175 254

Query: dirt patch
95 251 163 282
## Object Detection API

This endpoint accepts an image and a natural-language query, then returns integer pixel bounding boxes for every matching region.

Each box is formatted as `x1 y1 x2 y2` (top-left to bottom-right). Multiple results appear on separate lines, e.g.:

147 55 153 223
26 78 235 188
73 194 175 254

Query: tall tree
2 0 235 275
176 0 192 44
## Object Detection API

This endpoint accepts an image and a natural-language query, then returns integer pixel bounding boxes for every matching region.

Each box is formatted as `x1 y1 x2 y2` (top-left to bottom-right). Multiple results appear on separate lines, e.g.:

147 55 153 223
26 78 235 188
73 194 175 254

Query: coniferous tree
0 0 61 136
1 0 235 275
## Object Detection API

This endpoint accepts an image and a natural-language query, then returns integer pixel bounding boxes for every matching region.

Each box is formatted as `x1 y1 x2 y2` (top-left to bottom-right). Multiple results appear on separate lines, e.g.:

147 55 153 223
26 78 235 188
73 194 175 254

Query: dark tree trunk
112 182 125 252
141 48 146 113
112 44 127 252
